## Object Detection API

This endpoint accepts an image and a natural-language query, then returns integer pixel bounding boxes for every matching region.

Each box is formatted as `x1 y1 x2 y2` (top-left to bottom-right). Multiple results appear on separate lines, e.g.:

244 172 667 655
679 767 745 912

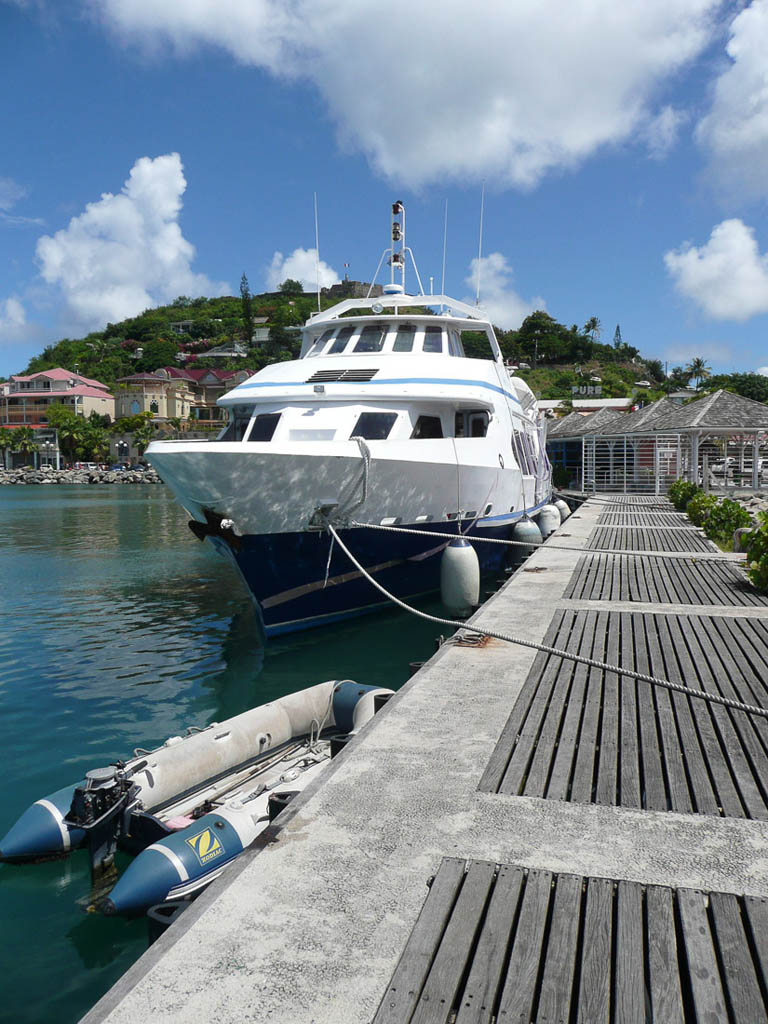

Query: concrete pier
84 498 768 1022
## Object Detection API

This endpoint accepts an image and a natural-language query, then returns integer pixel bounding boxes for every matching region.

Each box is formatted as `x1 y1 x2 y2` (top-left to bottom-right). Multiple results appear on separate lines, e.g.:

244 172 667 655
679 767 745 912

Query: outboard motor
64 763 143 884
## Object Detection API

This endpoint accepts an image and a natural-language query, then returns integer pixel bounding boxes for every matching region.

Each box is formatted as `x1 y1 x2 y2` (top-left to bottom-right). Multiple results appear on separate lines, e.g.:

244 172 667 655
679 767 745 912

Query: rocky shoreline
0 466 162 485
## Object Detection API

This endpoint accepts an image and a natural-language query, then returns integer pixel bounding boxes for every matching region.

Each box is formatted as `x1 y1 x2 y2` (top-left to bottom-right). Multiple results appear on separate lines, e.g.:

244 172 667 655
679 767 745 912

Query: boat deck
85 498 768 1024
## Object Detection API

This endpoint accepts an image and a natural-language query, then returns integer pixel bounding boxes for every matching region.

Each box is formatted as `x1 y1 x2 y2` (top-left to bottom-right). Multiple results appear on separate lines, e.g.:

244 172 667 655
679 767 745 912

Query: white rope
324 521 768 721
348 519 746 565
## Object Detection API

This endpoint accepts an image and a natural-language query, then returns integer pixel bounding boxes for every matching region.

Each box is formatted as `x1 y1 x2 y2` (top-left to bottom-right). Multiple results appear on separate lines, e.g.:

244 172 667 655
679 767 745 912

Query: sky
1 0 768 379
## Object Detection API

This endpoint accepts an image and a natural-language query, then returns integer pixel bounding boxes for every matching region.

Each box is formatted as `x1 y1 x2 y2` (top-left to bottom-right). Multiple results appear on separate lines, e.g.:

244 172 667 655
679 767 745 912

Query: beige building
115 373 195 420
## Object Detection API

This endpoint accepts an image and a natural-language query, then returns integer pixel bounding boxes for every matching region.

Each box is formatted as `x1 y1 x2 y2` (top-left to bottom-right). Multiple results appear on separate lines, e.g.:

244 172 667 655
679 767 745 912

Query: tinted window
393 324 416 352
354 325 386 353
469 412 489 438
220 405 253 442
308 328 334 355
423 326 443 353
250 413 281 441
329 326 354 354
411 415 443 439
351 412 398 440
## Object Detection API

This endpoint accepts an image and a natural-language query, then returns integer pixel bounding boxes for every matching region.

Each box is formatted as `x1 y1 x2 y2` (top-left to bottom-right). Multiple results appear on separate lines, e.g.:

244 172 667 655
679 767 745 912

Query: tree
668 365 691 389
686 357 711 390
644 359 665 383
612 325 622 349
11 426 37 466
240 273 254 344
133 421 156 456
279 279 304 295
583 317 602 341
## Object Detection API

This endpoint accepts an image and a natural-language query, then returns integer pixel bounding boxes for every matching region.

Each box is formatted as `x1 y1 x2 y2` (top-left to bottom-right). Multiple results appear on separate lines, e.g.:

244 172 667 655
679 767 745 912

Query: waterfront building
115 372 195 421
1 369 115 469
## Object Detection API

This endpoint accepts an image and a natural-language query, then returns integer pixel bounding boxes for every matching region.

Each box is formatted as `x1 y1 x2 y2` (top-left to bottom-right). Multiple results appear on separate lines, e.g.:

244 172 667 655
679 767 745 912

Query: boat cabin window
411 415 443 439
351 412 398 440
220 405 254 442
422 326 443 353
328 325 355 354
354 325 386 353
250 413 281 441
455 410 489 437
448 330 465 357
307 328 335 356
392 324 416 352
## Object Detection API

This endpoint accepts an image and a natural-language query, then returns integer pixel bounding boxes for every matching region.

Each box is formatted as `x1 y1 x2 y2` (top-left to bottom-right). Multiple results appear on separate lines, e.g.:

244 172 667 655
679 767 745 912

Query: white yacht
147 204 551 635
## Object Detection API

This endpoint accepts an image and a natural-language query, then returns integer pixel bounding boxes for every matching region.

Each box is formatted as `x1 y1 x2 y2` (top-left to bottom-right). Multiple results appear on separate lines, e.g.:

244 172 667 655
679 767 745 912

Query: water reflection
0 485 443 1024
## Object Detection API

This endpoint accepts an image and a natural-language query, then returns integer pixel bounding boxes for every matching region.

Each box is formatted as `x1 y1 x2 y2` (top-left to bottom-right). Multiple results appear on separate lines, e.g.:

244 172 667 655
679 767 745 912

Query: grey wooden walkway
565 554 766 606
375 497 768 1022
374 858 768 1024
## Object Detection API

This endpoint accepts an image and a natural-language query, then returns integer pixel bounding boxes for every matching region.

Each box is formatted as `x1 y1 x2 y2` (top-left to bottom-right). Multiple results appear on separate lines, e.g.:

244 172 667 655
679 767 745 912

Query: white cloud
35 153 228 328
0 177 26 212
267 248 339 292
758 366 768 375
644 106 688 159
664 219 768 321
0 297 26 333
697 0 768 199
463 253 544 330
91 0 720 189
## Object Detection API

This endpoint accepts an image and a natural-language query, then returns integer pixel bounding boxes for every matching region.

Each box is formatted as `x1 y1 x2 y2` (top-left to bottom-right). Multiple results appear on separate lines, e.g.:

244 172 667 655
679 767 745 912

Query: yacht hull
209 512 545 635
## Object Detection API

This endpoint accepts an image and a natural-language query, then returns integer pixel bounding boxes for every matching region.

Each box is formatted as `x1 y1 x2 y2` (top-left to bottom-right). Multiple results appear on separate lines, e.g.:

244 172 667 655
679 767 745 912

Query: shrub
745 510 768 591
686 492 719 527
703 498 751 543
668 478 700 511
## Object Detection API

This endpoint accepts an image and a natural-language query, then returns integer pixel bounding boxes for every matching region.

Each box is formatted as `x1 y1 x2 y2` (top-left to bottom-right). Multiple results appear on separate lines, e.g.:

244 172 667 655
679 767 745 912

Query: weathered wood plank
743 896 768 999
642 614 692 813
664 614 745 818
654 615 720 816
373 858 466 1024
595 610 620 805
494 870 553 1023
536 873 583 1022
618 612 641 808
499 613 585 797
477 612 564 793
454 866 524 1024
677 887 728 1023
708 891 767 1023
411 860 497 1024
632 614 669 811
576 876 613 1023
646 885 684 1024
614 880 644 1024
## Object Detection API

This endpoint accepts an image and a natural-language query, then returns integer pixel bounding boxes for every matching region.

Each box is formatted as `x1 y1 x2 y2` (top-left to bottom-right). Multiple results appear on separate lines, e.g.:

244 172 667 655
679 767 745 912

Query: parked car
74 462 100 471
711 457 735 475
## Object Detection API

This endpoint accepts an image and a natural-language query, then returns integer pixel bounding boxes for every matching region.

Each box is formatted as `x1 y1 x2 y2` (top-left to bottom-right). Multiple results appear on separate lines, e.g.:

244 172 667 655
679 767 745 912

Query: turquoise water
0 486 446 1024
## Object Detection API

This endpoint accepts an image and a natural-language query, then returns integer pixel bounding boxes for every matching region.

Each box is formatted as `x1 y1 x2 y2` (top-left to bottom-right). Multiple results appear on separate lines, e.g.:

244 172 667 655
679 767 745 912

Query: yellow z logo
186 827 224 865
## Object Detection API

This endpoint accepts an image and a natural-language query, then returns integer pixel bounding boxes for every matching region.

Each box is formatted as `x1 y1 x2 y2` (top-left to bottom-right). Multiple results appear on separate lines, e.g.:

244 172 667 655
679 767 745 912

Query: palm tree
133 422 156 456
583 317 602 341
11 427 38 467
686 357 711 390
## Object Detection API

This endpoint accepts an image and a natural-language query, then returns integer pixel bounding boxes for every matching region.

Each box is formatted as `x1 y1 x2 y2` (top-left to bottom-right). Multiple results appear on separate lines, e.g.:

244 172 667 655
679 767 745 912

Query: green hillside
11 290 768 405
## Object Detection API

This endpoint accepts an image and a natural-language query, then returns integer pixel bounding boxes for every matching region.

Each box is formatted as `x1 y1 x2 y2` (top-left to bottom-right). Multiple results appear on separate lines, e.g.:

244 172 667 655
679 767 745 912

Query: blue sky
2 0 768 379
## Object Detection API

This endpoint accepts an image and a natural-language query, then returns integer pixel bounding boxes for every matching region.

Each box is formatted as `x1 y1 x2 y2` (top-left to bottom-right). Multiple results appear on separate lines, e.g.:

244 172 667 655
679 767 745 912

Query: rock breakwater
0 466 161 485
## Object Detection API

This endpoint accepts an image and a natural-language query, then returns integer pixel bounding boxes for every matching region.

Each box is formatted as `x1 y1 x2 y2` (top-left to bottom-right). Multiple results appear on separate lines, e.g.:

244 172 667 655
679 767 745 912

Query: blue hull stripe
233 376 522 406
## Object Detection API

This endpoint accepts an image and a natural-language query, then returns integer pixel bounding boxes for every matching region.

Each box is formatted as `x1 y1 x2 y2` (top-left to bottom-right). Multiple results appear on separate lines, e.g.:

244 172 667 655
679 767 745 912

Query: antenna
391 200 405 292
314 192 321 313
441 198 448 307
475 182 485 306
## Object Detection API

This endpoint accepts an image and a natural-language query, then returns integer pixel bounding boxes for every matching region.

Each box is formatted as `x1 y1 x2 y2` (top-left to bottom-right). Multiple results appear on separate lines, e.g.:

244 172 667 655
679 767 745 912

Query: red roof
6 386 113 400
11 368 108 390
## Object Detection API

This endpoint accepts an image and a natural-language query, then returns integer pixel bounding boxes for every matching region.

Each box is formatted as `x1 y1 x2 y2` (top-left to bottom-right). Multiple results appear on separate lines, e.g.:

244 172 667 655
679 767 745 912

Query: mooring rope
348 519 747 565
323 520 768 721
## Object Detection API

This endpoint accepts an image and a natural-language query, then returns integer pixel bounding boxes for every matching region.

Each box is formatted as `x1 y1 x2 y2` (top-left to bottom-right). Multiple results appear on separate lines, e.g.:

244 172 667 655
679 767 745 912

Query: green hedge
667 479 700 511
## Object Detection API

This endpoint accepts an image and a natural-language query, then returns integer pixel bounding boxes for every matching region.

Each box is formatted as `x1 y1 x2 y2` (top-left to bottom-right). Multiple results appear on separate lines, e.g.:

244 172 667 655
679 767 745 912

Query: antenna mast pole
475 182 485 306
391 201 405 292
314 192 321 313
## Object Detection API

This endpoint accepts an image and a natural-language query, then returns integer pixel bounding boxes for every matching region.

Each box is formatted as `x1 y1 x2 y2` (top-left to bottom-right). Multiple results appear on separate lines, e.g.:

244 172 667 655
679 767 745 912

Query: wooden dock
85 498 768 1024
